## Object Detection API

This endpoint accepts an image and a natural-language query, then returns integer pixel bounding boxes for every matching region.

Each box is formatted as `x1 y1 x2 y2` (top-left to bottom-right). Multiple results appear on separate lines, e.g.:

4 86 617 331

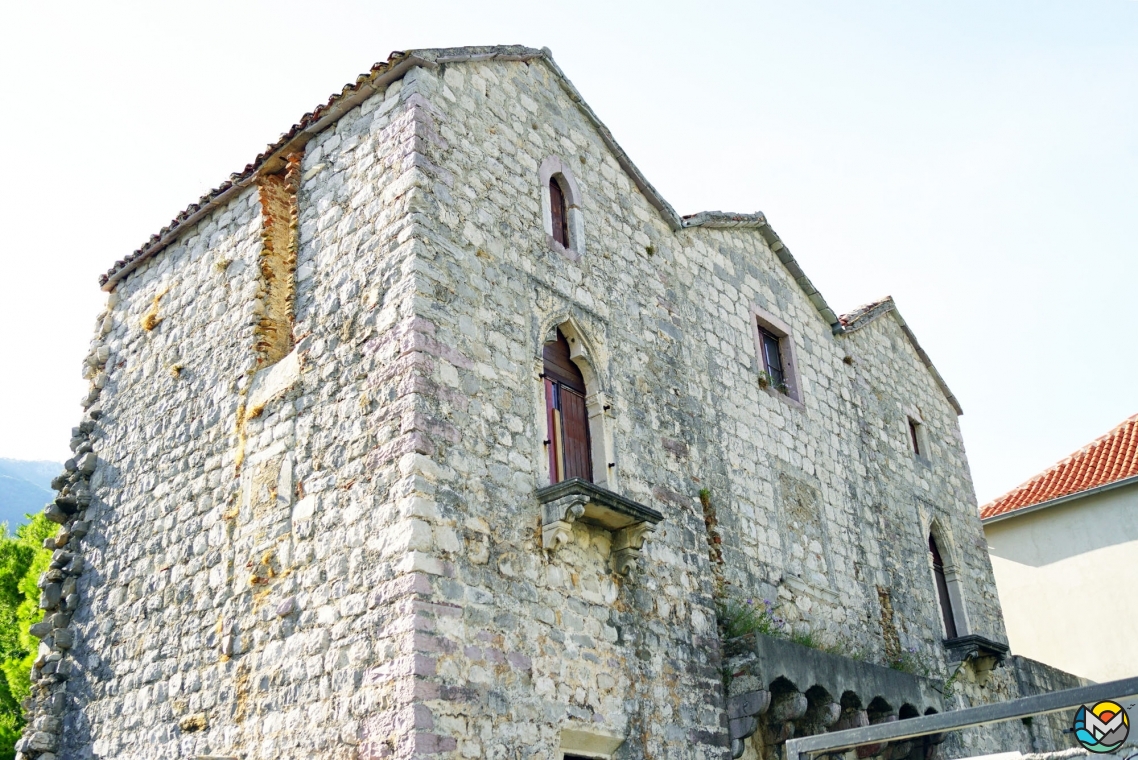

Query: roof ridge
836 296 963 416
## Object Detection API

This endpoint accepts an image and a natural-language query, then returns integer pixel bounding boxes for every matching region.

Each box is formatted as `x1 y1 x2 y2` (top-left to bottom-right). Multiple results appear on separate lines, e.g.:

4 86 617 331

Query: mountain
0 459 61 530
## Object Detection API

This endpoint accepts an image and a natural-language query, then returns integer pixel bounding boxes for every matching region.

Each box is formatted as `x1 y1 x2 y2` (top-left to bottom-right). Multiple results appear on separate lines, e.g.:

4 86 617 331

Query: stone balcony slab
536 478 664 577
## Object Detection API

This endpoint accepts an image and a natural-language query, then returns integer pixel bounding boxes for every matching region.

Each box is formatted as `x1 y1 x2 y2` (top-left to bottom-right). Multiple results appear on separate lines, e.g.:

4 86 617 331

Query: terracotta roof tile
979 413 1138 520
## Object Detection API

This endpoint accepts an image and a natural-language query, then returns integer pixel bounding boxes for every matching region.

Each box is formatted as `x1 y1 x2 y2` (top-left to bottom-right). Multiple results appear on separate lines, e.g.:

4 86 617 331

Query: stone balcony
536 478 664 577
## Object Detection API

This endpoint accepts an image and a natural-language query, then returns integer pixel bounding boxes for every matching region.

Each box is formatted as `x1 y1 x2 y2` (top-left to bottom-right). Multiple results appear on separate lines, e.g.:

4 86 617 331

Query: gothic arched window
543 329 592 484
929 534 959 639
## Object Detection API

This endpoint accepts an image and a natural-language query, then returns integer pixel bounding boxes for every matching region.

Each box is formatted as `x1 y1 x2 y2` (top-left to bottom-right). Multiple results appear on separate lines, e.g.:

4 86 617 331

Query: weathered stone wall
1012 656 1089 754
27 73 469 760
839 314 1004 663
400 52 1023 757
53 185 266 759
24 47 1067 760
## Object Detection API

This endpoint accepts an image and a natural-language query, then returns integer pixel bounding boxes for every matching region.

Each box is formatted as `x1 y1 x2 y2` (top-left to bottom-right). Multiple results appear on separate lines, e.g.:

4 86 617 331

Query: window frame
929 534 958 639
558 727 624 760
535 318 616 491
906 414 931 463
750 305 804 407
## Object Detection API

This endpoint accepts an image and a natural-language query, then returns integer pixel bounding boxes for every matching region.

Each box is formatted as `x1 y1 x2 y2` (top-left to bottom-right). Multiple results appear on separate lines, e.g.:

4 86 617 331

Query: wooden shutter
929 536 958 639
550 178 569 248
542 330 585 392
559 386 592 481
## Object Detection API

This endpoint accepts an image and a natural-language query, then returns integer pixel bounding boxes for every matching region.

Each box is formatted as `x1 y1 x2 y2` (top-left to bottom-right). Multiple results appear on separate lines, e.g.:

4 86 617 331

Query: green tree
0 514 54 760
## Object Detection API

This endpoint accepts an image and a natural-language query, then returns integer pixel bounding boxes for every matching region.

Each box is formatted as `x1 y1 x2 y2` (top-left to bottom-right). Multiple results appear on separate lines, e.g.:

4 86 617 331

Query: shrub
0 514 54 759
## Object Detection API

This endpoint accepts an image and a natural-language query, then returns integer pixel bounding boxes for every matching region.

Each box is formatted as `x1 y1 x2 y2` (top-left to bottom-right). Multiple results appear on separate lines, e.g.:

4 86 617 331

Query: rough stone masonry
18 46 1084 760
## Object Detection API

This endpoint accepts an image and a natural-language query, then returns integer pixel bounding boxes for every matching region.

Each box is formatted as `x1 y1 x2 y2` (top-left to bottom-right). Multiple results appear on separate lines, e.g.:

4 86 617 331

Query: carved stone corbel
541 494 588 552
535 479 664 576
611 521 656 577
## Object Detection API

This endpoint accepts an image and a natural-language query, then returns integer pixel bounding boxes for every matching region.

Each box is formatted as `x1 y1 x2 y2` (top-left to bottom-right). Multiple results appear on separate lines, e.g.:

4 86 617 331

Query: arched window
929 534 958 639
539 156 583 259
550 177 569 248
543 329 592 483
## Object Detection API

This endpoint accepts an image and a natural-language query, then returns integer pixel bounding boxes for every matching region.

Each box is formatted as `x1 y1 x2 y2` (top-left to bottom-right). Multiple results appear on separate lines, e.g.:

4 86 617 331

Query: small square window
750 305 803 405
908 417 931 461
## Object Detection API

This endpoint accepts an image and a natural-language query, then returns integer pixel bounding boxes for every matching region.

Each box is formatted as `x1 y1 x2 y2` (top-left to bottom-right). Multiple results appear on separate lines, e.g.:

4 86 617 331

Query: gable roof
102 46 828 307
95 45 839 335
980 413 1138 522
838 297 963 416
95 45 960 414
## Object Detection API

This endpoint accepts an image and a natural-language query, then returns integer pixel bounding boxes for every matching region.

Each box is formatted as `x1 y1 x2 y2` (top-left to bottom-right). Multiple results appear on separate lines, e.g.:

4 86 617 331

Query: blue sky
1 0 1135 504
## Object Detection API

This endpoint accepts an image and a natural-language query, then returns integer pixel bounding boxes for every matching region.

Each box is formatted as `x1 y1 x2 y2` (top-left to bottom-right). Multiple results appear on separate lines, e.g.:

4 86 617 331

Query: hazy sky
1 0 1135 505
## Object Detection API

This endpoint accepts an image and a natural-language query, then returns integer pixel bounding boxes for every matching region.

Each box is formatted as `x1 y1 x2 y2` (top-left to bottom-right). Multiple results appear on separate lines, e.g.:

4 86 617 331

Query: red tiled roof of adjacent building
980 413 1138 520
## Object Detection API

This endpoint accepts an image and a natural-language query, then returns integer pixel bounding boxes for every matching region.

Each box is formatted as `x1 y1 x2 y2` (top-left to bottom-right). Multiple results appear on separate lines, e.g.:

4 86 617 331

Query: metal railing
786 676 1138 760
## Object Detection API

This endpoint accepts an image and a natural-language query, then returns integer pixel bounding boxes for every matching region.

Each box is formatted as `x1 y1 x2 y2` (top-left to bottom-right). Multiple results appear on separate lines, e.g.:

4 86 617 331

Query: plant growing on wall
716 597 785 639
757 371 772 389
888 647 930 677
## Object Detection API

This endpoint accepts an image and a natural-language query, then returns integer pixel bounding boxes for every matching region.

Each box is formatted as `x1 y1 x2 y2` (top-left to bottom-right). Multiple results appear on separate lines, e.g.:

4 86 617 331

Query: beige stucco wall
984 481 1138 683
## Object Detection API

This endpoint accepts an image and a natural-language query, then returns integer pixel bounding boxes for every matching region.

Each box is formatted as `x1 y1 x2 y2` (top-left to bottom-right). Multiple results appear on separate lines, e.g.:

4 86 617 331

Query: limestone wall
1012 656 1089 754
29 74 461 760
392 53 1018 757
25 48 1041 760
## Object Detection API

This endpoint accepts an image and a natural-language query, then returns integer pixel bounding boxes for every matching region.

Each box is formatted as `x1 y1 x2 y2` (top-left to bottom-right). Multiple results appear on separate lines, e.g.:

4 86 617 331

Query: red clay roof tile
979 413 1138 520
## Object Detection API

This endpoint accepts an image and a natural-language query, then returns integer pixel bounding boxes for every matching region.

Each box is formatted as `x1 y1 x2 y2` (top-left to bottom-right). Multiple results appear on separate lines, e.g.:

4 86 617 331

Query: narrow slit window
909 419 922 456
758 326 785 388
543 330 592 484
929 535 958 639
550 177 569 248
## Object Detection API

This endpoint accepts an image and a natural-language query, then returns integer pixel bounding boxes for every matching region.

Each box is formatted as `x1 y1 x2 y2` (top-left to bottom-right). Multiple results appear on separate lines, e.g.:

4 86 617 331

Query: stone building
20 46 1082 760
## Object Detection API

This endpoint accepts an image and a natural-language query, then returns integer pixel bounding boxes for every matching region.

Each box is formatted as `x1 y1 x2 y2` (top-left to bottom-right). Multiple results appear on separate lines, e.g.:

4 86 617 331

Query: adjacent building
982 413 1138 683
